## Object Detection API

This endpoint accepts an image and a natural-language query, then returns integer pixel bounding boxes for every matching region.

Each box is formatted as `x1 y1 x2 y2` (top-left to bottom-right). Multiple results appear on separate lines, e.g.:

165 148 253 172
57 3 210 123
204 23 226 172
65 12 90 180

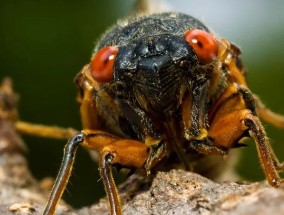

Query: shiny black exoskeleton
95 13 211 118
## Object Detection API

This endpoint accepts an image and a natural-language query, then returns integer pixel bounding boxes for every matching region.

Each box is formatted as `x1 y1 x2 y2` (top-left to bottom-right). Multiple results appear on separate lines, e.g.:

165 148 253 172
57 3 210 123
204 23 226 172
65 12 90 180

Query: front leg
43 130 148 215
206 81 284 186
43 133 84 215
244 113 284 187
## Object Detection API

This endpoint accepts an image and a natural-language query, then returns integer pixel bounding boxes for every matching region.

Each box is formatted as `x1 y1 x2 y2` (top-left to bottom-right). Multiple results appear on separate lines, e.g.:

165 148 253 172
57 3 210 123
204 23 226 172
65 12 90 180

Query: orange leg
43 130 148 215
14 121 78 139
209 109 284 187
244 113 283 186
75 66 101 130
254 95 284 129
208 81 284 186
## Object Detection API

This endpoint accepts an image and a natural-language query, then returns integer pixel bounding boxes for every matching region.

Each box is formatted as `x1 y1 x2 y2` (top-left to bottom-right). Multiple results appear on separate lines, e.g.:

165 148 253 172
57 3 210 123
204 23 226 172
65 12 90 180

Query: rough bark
81 170 284 215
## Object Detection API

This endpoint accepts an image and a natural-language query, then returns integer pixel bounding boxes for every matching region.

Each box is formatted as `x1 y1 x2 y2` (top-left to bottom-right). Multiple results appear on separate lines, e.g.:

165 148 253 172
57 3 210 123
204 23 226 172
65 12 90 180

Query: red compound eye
91 46 118 83
184 29 218 64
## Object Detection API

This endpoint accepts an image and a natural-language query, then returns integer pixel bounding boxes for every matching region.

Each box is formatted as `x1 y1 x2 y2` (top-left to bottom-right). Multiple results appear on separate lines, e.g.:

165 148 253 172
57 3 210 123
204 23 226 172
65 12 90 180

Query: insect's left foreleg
244 113 284 187
208 82 284 186
234 86 284 172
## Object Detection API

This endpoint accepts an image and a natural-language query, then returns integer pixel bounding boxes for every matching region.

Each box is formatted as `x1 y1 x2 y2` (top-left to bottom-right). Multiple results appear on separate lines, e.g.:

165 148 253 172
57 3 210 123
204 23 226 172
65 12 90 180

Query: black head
90 12 219 118
113 34 199 115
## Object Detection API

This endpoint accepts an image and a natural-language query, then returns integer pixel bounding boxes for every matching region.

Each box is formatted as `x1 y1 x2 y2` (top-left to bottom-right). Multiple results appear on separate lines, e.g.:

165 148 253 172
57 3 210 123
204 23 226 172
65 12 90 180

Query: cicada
21 12 283 215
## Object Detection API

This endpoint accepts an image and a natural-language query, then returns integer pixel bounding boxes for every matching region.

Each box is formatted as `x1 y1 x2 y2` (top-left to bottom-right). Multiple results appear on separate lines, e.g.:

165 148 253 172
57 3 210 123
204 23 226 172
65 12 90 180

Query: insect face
113 35 201 117
91 30 218 123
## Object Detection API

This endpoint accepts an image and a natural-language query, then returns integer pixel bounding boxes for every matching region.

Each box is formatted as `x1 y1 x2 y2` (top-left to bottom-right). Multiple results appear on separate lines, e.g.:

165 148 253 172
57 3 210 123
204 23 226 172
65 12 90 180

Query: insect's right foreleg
99 150 122 215
82 130 148 215
43 129 148 215
43 132 84 215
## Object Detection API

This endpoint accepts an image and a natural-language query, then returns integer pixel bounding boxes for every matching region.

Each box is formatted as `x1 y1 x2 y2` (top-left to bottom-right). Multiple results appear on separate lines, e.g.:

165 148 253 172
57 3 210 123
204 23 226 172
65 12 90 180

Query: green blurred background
1 0 284 208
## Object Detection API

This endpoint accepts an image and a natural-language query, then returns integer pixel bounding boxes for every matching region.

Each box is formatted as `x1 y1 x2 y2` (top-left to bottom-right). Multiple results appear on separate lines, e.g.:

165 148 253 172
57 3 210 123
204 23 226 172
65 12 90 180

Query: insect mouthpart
133 55 184 116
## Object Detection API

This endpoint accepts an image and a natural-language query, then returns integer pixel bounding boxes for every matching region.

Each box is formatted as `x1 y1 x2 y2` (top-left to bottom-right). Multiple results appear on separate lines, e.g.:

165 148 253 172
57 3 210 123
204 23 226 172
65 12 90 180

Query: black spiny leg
237 85 257 115
99 151 122 215
43 132 84 215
